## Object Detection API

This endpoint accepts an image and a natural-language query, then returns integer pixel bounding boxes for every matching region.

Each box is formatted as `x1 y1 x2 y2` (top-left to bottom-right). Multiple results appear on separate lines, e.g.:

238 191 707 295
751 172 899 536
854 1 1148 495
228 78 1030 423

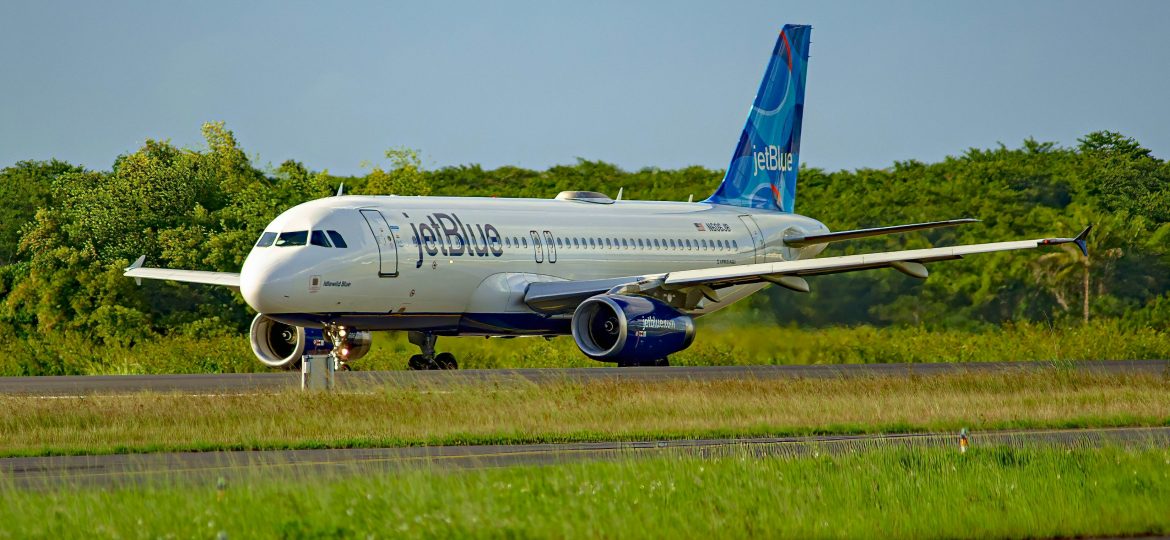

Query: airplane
125 24 1089 370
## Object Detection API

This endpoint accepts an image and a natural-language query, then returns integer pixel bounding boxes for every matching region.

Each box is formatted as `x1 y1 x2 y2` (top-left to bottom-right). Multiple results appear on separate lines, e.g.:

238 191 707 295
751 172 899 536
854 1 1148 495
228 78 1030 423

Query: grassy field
2 371 1167 457
2 445 1168 539
2 320 1168 375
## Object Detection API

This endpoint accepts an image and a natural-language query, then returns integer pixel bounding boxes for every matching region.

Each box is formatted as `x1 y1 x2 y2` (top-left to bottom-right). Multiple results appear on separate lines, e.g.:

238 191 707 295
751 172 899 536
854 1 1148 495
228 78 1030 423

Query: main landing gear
407 331 458 370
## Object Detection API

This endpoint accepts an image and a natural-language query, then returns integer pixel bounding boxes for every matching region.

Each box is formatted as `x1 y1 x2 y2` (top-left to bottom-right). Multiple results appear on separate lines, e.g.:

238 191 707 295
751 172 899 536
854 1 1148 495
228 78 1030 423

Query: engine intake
249 314 372 369
570 295 695 364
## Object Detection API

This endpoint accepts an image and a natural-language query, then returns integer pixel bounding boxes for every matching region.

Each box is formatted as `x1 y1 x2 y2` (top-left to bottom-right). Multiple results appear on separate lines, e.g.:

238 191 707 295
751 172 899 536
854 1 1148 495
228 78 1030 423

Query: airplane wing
123 256 241 289
524 227 1091 315
782 218 979 247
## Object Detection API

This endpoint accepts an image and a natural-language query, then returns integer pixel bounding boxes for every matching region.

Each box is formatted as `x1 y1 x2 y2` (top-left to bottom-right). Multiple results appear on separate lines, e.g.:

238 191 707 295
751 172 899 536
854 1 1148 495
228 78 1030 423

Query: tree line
0 122 1167 348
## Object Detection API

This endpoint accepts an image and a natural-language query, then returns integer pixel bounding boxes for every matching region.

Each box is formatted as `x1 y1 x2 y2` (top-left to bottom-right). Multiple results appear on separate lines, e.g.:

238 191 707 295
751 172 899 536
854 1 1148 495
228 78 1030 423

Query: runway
3 427 1167 489
1 359 1166 396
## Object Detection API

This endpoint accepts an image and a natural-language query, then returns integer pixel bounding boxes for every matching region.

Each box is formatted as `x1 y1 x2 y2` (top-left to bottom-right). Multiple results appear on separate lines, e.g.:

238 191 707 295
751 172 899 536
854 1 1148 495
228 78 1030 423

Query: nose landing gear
323 324 353 371
407 331 459 370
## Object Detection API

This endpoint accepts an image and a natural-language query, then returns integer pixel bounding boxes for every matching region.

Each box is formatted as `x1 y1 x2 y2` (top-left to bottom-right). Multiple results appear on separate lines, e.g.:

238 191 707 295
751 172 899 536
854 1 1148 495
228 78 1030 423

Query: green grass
2 320 1168 375
2 371 1168 457
3 445 1169 539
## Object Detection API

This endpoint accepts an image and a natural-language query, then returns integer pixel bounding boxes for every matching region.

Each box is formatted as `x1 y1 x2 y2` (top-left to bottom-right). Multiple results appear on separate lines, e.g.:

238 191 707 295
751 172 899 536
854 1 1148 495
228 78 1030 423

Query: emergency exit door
360 209 399 277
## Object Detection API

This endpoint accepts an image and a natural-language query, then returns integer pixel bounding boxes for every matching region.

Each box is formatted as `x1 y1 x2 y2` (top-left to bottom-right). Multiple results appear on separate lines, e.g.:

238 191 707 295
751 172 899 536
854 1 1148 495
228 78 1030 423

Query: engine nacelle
249 314 372 369
570 295 696 364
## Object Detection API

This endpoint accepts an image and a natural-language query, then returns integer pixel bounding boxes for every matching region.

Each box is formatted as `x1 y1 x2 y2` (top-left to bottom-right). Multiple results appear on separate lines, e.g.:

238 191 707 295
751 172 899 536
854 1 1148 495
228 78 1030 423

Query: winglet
1073 225 1092 257
126 255 145 271
126 255 146 285
1038 225 1091 257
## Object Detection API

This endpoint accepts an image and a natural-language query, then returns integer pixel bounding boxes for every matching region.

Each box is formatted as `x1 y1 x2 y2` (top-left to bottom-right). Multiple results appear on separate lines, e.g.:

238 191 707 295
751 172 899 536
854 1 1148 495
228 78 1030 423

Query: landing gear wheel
434 352 458 370
651 357 670 367
408 354 431 371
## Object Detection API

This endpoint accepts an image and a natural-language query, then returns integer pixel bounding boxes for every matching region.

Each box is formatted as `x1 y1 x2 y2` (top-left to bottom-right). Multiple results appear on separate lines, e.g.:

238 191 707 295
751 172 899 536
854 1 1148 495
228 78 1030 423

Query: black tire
435 352 458 370
651 357 670 367
407 354 429 370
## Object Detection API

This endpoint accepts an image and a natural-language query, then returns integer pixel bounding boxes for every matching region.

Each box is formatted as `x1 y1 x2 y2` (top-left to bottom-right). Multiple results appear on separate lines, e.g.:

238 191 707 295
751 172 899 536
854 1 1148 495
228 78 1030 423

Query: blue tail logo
706 24 811 213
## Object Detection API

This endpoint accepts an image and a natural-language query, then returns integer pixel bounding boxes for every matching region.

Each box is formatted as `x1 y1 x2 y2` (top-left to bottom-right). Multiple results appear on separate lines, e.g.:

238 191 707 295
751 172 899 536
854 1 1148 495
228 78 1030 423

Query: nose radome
240 253 293 314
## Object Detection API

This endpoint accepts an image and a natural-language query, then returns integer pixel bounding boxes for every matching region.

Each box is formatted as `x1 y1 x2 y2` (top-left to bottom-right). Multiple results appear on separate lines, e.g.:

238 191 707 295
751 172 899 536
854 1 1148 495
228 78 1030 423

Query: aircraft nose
240 255 296 314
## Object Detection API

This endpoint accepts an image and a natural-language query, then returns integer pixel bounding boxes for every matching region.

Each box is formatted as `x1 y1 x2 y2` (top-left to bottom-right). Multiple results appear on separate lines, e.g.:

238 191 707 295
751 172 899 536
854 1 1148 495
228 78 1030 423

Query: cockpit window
310 230 332 247
326 230 348 248
275 231 308 247
256 232 277 247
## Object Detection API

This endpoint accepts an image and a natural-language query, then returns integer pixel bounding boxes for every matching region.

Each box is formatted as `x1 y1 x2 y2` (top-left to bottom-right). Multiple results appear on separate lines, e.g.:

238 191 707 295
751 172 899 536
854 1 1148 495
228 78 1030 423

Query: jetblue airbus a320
125 25 1089 370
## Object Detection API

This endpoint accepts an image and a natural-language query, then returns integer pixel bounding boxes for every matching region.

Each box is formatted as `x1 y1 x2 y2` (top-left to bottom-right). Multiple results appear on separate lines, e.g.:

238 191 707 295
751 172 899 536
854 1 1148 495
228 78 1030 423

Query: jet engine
249 314 372 368
570 295 696 365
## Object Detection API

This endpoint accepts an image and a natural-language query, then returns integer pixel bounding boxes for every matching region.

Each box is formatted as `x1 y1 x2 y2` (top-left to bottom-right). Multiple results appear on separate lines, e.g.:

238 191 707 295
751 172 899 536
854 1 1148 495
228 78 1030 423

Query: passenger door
738 215 765 264
360 209 399 277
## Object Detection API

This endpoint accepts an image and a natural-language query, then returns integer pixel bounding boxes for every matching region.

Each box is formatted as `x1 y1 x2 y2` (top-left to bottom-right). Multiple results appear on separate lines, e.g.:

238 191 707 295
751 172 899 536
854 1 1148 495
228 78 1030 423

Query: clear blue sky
2 1 1168 176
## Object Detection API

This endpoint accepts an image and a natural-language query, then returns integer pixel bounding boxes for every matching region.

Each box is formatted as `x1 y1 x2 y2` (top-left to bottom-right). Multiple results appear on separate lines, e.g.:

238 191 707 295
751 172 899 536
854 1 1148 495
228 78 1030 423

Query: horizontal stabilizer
784 218 979 247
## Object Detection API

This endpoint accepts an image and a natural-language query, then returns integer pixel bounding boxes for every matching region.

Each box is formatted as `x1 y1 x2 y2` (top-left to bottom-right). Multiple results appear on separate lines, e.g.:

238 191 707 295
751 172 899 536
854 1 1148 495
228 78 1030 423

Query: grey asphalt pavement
3 427 1168 489
1 359 1166 396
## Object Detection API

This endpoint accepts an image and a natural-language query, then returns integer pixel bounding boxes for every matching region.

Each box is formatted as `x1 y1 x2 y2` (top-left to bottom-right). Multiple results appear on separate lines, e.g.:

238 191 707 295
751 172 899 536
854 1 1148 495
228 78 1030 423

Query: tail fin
706 24 811 213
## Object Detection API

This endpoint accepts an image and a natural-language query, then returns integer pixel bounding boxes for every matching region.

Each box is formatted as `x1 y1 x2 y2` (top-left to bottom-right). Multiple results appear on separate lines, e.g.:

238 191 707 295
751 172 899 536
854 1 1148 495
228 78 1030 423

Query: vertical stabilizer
706 24 811 212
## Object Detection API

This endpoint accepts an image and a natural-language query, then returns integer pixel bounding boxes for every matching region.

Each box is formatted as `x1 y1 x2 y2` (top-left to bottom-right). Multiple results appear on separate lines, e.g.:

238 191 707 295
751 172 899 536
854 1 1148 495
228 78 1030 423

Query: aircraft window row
256 230 348 248
500 233 740 252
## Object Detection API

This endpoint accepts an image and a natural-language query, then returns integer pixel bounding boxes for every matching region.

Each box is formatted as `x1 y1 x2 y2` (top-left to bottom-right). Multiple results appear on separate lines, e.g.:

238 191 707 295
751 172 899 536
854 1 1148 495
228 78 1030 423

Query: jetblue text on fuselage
409 212 504 268
752 145 794 175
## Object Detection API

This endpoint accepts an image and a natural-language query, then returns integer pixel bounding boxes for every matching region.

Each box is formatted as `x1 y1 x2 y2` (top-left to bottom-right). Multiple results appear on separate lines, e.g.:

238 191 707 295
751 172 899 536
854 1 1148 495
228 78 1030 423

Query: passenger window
733 240 739 249
256 232 277 247
505 237 512 247
522 237 528 248
637 239 644 249
311 230 332 247
685 239 692 250
556 237 563 248
326 230 348 248
701 239 708 250
605 238 612 248
653 239 660 249
573 238 580 248
621 238 628 248
275 231 308 247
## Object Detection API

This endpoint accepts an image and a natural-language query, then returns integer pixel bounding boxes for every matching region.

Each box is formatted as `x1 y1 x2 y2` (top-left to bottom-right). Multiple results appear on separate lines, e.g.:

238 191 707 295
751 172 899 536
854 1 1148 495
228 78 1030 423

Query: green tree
358 147 431 196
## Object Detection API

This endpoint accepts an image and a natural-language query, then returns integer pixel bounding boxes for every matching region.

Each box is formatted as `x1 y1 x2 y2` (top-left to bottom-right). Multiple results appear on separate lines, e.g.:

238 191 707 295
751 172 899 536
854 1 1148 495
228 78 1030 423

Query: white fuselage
239 195 828 335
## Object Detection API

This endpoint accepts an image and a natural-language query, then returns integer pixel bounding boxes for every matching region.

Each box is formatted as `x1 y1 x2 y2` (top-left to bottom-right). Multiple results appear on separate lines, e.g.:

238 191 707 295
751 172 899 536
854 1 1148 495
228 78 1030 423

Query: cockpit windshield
260 230 347 248
275 231 308 247
310 230 332 247
255 232 277 247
